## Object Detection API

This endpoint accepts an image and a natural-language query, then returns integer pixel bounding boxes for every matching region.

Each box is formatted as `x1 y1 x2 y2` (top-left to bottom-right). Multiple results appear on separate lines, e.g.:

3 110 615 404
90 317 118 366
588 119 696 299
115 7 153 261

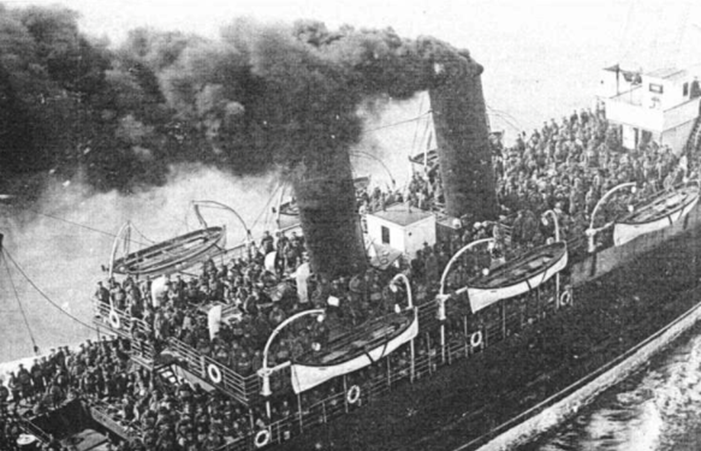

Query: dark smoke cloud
154 18 472 175
0 4 477 193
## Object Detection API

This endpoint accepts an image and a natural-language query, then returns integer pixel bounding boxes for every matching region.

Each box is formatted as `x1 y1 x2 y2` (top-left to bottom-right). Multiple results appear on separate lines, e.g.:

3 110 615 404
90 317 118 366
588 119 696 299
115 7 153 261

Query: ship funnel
291 150 367 281
429 55 498 221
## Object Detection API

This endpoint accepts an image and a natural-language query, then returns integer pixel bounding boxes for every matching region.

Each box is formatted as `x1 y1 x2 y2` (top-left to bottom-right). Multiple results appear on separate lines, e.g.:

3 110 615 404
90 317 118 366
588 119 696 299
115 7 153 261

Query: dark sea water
524 323 701 451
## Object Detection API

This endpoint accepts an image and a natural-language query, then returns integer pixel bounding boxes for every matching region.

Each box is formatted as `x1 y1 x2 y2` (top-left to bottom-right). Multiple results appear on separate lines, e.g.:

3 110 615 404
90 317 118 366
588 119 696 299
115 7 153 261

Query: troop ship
6 60 701 451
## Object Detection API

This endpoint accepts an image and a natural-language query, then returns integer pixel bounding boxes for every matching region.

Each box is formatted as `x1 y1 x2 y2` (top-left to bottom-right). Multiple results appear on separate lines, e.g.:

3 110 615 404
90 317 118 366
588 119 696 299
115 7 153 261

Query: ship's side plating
83 61 701 451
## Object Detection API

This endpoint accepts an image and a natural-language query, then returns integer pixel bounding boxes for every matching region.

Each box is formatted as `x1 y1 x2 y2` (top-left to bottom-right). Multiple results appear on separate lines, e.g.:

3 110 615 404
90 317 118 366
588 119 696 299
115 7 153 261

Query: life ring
109 310 121 330
207 363 222 384
347 385 361 405
560 289 572 306
254 429 271 448
16 434 37 446
470 331 483 348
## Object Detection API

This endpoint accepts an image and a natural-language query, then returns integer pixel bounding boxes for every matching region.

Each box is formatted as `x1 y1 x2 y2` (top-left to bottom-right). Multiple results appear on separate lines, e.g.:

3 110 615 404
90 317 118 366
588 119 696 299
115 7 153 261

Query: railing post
297 393 304 433
426 332 435 374
501 300 506 339
463 315 469 357
440 321 447 363
343 375 349 413
410 309 416 382
387 355 392 388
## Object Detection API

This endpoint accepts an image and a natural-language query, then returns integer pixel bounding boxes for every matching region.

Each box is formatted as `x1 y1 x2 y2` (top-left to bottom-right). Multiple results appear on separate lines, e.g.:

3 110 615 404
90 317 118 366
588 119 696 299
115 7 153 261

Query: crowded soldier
4 102 696 449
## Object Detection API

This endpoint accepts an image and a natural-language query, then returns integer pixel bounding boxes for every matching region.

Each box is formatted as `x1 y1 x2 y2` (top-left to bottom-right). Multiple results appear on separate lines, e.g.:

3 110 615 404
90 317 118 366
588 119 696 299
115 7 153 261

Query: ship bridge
599 65 701 152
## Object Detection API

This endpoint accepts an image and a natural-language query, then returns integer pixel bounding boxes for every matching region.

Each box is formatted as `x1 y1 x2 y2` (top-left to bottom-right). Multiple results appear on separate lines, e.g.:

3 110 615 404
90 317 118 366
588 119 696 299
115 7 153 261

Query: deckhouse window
649 83 663 94
381 226 390 244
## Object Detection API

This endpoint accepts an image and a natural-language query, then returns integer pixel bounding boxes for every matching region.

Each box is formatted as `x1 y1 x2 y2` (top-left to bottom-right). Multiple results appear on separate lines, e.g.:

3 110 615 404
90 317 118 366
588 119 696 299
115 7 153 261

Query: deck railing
168 337 261 405
211 286 573 450
93 302 155 362
86 274 573 451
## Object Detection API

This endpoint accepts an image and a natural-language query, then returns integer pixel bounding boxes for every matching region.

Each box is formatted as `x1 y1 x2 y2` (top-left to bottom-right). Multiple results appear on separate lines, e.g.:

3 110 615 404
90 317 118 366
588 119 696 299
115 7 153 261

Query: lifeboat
457 241 568 314
289 310 418 393
279 200 300 217
279 176 372 217
613 182 700 246
111 226 226 277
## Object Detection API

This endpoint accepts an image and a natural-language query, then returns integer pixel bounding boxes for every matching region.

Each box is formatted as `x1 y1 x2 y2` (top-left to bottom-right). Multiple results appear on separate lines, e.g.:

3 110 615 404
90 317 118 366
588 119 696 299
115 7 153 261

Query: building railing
662 96 701 130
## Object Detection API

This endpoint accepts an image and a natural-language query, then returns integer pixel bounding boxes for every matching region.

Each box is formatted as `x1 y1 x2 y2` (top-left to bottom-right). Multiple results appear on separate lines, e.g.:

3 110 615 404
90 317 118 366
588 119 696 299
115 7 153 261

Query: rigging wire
129 222 156 244
410 94 427 159
672 1 692 68
349 151 396 186
2 247 100 333
486 105 522 133
250 180 284 232
617 0 636 64
365 111 432 133
28 208 118 238
26 208 153 248
1 251 39 355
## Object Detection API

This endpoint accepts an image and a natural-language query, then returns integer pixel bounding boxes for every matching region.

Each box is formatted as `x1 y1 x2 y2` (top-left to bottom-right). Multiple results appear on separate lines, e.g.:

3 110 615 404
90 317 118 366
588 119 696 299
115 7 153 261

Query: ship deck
275 224 701 451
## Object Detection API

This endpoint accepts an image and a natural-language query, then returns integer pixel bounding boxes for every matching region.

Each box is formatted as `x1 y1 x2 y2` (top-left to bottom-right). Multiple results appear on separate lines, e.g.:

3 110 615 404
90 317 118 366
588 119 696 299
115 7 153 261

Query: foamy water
530 326 701 451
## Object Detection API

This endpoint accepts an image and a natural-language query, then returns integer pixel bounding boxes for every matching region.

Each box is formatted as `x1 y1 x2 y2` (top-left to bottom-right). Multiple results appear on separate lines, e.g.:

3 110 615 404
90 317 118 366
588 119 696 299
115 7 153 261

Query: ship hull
473 285 701 451
571 196 701 286
275 201 701 451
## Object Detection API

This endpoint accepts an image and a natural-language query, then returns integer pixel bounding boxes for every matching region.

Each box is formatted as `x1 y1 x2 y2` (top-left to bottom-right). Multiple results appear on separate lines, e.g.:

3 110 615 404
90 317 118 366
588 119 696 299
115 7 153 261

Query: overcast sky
0 0 633 48
1 0 696 67
3 0 700 132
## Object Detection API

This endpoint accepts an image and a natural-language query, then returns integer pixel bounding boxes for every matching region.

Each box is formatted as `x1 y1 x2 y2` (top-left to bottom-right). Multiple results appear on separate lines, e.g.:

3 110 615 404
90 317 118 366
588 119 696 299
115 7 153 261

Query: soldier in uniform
0 379 8 415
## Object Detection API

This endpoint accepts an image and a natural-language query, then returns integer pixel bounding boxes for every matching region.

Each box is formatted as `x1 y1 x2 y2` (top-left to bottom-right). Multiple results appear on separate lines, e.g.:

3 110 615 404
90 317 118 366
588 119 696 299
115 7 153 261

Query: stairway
684 116 701 155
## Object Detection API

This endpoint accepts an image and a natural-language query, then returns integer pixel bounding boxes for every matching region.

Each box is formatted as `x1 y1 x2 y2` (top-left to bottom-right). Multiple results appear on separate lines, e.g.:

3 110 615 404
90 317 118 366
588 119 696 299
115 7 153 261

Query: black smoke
0 6 477 193
155 19 474 177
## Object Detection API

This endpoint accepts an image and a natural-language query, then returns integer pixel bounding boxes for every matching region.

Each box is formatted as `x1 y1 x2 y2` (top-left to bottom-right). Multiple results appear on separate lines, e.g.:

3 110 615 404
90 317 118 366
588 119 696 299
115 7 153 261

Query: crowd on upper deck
495 105 689 243
0 337 283 450
94 234 411 383
3 101 698 450
0 339 132 450
379 104 691 251
98 103 696 376
1 339 130 414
